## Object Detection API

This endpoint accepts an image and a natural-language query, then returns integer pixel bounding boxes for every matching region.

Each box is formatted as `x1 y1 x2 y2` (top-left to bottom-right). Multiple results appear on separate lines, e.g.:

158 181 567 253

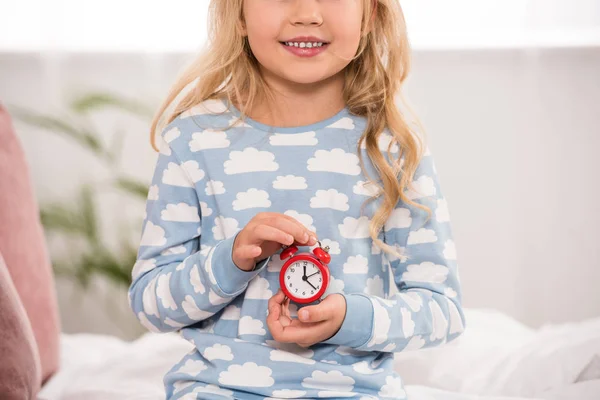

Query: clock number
311 290 314 294
291 268 295 273
303 291 306 295
289 283 292 287
319 278 322 282
295 288 298 292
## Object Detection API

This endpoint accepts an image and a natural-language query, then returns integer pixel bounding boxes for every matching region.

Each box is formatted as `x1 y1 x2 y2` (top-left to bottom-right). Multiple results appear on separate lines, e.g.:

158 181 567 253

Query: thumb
298 301 334 323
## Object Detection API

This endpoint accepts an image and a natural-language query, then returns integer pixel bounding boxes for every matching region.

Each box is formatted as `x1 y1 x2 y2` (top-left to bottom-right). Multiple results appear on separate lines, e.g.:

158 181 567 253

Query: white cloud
352 361 384 375
444 287 457 298
180 99 228 117
181 295 213 320
436 198 450 222
326 117 355 130
302 370 355 391
161 245 186 256
205 180 226 195
263 340 314 359
269 349 316 365
190 264 205 294
360 130 399 154
161 203 200 222
367 298 391 347
180 161 205 183
323 276 345 297
429 300 448 342
162 162 193 187
132 258 156 280
224 147 279 174
343 255 369 274
353 180 380 197
401 262 449 284
307 148 361 175
203 344 234 361
209 289 229 305
142 276 159 317
382 343 397 352
203 246 217 284
164 318 185 328
447 298 464 335
338 216 370 238
378 376 406 398
270 389 307 398
219 362 274 387
246 276 273 299
384 208 412 231
403 335 425 351
228 115 252 128
407 228 438 245
273 175 308 190
177 359 208 376
397 291 423 312
239 316 266 336
156 272 177 311
212 216 240 240
317 391 357 397
444 240 457 260
163 126 181 143
140 221 166 247
364 275 384 297
148 185 159 201
221 304 241 320
405 175 436 200
199 201 213 217
401 307 415 337
136 312 160 333
233 188 271 211
284 210 316 233
269 131 318 146
267 257 285 273
189 129 231 152
310 189 349 211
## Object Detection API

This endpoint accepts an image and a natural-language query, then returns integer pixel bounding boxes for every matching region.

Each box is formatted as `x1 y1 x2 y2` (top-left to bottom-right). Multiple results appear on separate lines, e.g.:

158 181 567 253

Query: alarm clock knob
279 245 298 260
313 246 331 264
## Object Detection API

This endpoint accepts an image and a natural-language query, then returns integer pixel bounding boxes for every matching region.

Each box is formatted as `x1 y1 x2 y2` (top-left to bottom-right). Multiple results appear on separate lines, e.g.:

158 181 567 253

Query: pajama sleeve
322 148 466 351
128 129 271 333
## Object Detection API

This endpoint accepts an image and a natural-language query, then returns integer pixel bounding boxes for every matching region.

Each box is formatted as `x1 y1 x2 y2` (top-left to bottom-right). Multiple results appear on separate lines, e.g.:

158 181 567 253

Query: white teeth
284 42 325 48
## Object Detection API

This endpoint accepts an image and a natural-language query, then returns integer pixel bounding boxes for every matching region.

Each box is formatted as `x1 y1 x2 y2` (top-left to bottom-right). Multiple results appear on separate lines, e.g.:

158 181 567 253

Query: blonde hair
148 0 432 260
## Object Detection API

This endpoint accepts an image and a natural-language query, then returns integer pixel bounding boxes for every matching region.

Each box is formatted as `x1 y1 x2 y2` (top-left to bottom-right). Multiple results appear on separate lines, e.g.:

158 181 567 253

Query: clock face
283 259 323 300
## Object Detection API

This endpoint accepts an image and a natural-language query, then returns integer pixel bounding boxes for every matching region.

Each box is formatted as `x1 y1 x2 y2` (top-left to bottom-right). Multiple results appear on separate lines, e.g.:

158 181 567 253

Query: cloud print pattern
128 98 465 399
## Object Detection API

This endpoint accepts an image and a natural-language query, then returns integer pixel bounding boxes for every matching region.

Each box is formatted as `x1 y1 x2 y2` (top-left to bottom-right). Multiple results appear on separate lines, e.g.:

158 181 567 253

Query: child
128 0 465 398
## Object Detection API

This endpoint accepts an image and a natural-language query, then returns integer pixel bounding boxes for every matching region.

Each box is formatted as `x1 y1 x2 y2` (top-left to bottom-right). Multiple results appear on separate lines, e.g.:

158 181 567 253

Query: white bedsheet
38 308 600 400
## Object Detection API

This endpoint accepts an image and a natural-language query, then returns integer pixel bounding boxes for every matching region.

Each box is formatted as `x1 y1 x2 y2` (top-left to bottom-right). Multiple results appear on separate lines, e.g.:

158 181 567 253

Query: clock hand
303 265 307 278
306 271 320 278
306 279 317 290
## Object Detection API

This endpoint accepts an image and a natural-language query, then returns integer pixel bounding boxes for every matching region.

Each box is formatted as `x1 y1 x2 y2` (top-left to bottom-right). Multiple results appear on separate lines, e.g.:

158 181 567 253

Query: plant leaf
116 177 150 200
8 105 105 157
70 92 153 119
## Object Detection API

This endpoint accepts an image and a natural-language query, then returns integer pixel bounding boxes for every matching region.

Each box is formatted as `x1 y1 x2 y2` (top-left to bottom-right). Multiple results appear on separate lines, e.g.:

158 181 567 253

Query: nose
289 0 323 26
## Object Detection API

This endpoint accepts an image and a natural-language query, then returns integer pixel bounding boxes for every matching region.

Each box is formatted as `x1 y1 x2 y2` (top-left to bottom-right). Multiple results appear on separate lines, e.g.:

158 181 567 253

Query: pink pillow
0 252 41 399
0 103 61 384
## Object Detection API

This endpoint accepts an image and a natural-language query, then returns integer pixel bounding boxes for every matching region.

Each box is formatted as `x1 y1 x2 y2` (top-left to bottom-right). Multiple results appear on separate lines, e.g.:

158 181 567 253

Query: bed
37 308 600 400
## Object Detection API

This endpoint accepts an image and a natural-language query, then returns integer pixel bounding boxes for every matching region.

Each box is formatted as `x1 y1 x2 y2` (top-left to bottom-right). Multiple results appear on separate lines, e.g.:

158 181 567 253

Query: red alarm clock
279 240 331 304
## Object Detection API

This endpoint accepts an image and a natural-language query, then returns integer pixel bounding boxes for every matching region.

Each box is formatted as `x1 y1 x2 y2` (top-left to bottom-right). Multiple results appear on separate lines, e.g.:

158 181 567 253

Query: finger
233 244 262 260
298 302 335 323
271 215 317 245
254 223 296 246
275 320 328 344
268 289 286 309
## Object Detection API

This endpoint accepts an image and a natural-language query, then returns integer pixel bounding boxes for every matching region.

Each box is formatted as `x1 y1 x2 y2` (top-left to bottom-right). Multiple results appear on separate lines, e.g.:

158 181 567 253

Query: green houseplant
8 92 156 337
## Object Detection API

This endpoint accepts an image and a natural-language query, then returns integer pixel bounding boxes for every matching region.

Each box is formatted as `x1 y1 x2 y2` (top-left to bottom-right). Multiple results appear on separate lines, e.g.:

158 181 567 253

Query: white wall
1 47 599 338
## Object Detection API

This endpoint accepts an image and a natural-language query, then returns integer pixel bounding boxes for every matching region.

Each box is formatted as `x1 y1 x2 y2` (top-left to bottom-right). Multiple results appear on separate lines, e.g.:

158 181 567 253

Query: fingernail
299 310 309 321
303 232 309 242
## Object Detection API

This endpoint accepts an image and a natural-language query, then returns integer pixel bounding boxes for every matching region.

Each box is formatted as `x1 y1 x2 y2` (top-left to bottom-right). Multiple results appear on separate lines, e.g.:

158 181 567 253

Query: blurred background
1 0 599 340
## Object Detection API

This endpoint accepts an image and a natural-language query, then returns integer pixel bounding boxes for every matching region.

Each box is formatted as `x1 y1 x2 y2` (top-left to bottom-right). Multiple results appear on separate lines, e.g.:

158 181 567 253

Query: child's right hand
232 212 318 271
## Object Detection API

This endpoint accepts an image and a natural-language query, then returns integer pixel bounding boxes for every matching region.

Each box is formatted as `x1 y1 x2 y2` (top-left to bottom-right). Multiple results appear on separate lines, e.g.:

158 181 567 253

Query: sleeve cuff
321 293 374 348
210 231 271 297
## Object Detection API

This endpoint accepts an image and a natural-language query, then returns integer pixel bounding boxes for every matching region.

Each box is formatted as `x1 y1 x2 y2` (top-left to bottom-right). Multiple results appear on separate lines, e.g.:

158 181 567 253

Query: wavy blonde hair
148 0 431 260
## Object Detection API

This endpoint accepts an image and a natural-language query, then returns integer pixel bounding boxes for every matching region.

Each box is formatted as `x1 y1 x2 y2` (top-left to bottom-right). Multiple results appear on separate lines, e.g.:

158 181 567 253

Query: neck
236 67 347 128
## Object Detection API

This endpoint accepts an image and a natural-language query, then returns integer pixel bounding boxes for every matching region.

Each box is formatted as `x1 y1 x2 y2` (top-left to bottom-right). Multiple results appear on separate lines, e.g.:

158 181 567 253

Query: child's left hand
266 288 346 348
